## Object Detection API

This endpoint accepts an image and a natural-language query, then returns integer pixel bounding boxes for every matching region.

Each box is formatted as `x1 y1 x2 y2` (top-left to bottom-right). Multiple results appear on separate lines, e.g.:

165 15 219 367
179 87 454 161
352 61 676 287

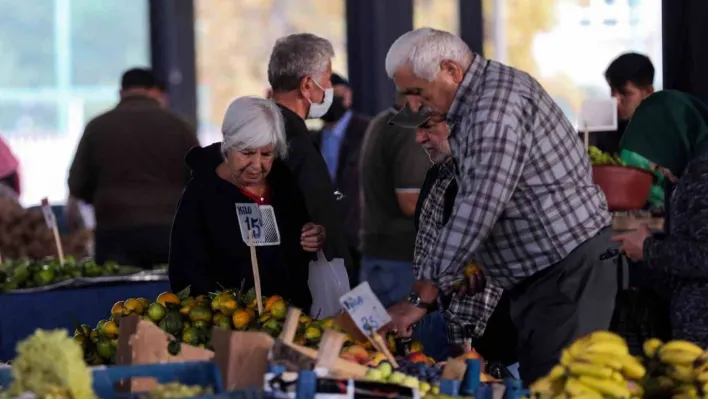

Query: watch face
408 293 421 306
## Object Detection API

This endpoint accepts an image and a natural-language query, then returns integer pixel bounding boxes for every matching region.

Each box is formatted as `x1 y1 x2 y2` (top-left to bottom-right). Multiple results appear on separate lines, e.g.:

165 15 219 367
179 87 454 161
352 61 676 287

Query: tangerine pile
74 288 336 365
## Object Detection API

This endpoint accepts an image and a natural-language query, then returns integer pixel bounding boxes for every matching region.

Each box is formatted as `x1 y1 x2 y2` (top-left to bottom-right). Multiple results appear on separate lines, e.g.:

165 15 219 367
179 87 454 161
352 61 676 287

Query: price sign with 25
339 282 391 336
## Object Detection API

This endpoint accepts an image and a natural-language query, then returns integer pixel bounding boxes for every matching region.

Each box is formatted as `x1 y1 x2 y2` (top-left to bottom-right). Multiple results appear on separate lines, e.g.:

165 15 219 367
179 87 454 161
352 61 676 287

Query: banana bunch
530 331 645 399
642 338 707 399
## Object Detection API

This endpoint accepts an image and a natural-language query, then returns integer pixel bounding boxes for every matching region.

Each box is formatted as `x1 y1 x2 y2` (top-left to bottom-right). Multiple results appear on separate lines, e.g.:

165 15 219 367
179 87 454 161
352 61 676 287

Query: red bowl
592 165 653 211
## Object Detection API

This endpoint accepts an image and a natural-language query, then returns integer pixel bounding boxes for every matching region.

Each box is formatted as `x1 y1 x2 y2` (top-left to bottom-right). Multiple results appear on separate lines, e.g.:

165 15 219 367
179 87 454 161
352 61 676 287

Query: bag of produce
308 251 350 319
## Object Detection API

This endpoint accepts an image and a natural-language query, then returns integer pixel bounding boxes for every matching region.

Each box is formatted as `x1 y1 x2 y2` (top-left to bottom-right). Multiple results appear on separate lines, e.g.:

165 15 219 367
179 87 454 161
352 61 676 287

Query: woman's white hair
385 27 473 81
221 96 288 159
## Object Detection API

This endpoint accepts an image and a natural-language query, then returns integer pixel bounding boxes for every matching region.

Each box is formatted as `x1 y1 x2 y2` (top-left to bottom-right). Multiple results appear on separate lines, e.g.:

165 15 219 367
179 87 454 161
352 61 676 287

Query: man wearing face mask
312 73 371 271
267 33 354 280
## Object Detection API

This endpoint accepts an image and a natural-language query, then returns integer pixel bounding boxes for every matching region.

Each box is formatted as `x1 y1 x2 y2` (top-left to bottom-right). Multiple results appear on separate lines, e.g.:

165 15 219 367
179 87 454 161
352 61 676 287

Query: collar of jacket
117 94 161 108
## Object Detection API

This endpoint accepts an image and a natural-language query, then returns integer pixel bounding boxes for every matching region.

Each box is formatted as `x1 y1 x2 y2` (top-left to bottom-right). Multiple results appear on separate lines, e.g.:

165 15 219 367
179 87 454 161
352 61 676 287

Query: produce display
588 146 626 166
0 197 91 261
0 256 142 293
1 329 95 399
530 331 708 399
365 357 442 396
73 288 416 366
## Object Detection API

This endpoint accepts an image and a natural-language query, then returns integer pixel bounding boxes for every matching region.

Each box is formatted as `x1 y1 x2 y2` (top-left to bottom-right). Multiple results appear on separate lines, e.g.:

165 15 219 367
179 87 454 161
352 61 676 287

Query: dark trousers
94 225 171 269
508 227 617 384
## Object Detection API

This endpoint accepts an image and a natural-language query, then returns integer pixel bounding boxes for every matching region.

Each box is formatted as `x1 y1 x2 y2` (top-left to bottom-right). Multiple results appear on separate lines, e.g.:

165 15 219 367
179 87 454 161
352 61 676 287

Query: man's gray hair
385 28 473 81
221 96 288 159
268 33 335 91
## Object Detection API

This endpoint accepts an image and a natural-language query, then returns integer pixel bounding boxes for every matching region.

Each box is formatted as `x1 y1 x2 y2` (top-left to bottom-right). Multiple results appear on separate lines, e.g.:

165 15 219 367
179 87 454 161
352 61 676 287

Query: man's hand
386 300 427 338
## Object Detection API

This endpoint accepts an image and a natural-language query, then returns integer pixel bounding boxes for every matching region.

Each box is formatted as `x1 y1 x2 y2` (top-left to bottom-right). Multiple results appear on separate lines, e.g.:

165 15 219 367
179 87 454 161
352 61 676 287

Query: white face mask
306 79 333 119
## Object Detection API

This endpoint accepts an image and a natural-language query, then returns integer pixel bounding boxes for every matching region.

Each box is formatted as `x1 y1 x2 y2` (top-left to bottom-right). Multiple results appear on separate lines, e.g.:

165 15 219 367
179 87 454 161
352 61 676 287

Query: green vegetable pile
0 257 139 293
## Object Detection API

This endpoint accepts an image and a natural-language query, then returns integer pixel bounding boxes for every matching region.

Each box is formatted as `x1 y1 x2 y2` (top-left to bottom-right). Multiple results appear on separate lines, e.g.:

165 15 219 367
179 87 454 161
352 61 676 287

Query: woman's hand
301 223 326 252
612 224 652 262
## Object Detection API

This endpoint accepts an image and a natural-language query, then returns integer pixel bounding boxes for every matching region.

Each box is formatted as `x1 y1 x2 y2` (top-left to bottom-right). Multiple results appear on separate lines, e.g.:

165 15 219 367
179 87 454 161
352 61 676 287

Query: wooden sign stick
370 333 398 368
248 230 263 314
52 221 65 265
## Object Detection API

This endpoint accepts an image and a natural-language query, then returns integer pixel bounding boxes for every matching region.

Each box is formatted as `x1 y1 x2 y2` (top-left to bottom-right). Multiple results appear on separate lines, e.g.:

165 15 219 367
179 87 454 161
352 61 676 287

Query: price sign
339 282 391 336
235 203 263 242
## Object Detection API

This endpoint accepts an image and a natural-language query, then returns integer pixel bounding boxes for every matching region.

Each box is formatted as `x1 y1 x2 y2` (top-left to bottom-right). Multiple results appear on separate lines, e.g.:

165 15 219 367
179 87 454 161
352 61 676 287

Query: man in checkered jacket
389 115 517 366
383 28 617 384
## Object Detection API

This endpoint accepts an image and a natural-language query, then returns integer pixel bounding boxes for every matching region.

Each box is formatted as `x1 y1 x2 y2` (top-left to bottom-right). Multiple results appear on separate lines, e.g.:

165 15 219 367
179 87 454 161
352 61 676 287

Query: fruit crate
0 362 223 399
91 361 224 399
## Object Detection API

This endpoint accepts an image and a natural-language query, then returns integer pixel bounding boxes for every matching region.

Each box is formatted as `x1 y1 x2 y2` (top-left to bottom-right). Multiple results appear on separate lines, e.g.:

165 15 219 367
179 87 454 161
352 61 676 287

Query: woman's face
225 144 275 186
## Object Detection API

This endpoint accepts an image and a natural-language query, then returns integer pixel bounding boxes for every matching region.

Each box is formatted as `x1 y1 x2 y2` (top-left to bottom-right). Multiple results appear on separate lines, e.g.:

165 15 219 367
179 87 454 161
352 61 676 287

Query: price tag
40 198 56 229
339 282 391 336
235 203 263 241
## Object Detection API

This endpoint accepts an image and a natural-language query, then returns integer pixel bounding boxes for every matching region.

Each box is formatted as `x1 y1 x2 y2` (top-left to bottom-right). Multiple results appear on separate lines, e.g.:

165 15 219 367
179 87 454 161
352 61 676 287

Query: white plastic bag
308 250 350 319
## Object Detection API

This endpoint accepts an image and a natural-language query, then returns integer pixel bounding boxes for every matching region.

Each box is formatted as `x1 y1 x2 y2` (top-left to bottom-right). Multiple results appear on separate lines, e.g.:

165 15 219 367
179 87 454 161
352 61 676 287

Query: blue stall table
0 279 170 361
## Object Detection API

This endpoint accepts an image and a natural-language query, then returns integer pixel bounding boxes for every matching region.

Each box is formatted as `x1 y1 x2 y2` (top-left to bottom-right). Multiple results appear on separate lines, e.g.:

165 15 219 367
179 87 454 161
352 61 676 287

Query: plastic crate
0 362 224 399
92 362 224 399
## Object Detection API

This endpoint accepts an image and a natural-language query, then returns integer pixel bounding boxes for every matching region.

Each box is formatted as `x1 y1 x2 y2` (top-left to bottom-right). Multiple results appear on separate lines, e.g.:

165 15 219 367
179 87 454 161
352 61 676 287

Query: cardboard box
116 316 275 392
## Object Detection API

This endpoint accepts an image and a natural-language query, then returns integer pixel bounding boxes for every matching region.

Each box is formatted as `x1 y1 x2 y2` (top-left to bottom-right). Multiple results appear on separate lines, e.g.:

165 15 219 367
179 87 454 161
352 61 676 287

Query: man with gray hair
267 33 354 278
383 28 616 383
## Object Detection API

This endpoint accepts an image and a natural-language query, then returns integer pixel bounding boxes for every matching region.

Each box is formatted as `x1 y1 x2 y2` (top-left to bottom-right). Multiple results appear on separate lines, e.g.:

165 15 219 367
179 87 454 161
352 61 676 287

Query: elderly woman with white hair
169 96 325 310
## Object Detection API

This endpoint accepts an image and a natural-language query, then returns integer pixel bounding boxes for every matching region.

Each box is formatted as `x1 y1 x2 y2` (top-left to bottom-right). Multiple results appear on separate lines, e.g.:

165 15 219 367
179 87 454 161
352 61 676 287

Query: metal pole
493 0 507 63
54 0 71 134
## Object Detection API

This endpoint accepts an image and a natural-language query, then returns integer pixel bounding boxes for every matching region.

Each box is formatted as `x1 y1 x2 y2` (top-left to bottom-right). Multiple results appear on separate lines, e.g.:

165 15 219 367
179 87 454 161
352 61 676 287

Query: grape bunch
396 358 443 384
147 382 212 399
587 146 626 166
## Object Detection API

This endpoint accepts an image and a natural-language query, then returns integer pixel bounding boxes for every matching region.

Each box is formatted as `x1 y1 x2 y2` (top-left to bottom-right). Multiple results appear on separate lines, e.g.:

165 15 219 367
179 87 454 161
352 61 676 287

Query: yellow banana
560 349 574 366
531 375 564 396
567 362 614 379
575 375 631 398
609 370 625 383
659 341 704 358
674 383 699 396
585 340 630 357
568 337 593 357
574 353 623 370
587 331 626 345
565 377 603 399
666 364 696 383
660 349 701 366
695 367 708 382
615 354 647 379
549 365 567 380
643 338 663 358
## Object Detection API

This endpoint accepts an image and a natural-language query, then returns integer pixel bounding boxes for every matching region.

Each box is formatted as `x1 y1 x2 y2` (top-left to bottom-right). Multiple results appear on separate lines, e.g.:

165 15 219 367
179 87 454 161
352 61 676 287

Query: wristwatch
407 292 435 310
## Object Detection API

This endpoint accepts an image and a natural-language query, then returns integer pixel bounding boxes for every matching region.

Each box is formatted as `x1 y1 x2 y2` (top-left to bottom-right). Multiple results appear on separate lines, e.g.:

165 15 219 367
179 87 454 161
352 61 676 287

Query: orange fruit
156 292 180 306
102 320 119 338
265 295 284 312
270 299 288 320
137 297 150 310
111 301 125 319
319 318 334 330
232 309 252 330
188 304 212 323
123 298 144 315
464 262 480 278
245 308 256 321
219 298 238 316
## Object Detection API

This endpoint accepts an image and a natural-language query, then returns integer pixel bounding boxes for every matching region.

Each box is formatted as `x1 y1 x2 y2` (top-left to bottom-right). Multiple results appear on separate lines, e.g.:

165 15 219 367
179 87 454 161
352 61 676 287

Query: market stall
0 273 169 361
